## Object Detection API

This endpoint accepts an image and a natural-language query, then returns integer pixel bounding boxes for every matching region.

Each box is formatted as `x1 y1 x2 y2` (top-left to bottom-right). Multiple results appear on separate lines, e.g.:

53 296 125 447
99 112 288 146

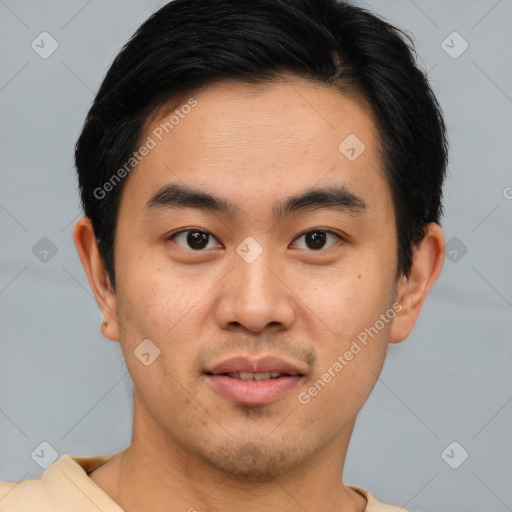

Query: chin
193 438 303 481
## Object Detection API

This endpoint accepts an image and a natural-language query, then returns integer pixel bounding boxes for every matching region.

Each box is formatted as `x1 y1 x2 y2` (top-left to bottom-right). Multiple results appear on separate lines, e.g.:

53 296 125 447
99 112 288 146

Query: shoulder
0 473 49 509
0 454 120 511
348 485 411 512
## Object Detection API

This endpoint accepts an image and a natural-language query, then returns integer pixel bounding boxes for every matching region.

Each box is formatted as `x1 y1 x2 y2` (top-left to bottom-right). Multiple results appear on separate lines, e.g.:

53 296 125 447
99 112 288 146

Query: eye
291 229 343 251
168 229 222 251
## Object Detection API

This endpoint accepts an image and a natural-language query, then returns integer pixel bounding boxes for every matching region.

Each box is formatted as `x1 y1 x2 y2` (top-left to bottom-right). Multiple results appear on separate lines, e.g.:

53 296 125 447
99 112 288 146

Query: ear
390 223 445 344
73 217 120 342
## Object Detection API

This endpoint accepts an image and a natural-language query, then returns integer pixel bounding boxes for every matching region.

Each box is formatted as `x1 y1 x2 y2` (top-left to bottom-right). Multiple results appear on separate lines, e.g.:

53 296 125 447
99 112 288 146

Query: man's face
111 77 399 478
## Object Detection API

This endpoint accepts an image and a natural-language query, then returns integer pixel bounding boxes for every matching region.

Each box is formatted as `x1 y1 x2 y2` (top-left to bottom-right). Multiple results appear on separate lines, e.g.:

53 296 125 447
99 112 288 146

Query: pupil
306 231 326 250
187 231 208 250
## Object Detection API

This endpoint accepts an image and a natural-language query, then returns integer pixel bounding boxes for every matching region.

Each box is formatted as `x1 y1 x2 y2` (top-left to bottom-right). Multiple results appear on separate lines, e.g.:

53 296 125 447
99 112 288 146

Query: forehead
120 77 391 219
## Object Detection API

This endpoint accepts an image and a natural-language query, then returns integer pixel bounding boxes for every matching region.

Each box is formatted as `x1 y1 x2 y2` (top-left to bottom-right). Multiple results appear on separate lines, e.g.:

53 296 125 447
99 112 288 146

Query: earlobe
73 217 121 342
389 223 445 344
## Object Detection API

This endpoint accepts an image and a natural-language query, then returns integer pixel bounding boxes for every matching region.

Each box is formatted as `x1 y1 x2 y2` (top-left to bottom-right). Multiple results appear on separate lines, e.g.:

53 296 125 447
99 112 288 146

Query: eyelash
166 228 345 251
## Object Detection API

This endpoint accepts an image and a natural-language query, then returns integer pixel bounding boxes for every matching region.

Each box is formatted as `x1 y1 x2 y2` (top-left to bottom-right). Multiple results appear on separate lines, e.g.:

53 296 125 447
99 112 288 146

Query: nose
214 249 296 334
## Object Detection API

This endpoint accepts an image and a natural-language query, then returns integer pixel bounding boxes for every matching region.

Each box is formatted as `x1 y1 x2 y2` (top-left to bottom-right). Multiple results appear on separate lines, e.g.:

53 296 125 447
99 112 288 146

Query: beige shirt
0 454 409 511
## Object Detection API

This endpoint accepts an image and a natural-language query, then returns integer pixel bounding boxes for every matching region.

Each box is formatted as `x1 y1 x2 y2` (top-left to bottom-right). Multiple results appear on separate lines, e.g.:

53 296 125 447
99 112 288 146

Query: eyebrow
144 182 367 221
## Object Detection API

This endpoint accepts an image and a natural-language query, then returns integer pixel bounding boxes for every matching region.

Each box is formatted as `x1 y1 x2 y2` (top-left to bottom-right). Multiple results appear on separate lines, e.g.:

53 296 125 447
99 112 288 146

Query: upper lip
205 355 307 376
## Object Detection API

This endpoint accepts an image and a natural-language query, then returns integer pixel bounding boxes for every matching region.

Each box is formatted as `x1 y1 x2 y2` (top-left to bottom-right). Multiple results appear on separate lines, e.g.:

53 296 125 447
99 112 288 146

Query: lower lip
204 374 303 405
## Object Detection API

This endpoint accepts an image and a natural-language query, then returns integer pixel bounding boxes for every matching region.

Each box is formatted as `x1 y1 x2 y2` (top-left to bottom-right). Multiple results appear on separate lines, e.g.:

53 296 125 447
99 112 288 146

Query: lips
224 371 286 380
203 355 306 406
205 355 306 377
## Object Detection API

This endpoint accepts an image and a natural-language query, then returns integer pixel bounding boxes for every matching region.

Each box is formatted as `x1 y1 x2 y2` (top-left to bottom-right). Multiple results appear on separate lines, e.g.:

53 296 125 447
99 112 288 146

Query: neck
109 395 367 512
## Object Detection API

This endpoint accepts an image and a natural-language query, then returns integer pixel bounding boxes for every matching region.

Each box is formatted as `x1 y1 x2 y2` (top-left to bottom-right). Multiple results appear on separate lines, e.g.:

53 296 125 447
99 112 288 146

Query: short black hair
75 0 448 291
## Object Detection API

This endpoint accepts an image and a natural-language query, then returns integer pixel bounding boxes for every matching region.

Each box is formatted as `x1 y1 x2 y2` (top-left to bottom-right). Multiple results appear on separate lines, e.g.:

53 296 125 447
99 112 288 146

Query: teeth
227 372 281 380
254 372 271 381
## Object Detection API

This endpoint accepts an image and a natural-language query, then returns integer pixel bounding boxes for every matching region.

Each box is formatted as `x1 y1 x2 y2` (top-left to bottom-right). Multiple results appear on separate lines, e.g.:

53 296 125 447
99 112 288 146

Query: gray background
1 1 511 511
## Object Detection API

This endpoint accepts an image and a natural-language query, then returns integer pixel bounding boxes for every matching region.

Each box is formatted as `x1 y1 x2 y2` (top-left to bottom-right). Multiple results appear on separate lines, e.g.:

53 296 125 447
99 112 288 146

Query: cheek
299 319 390 429
294 261 394 411
114 271 205 417
123 351 206 435
114 244 199 332
114 249 211 373
295 263 394 342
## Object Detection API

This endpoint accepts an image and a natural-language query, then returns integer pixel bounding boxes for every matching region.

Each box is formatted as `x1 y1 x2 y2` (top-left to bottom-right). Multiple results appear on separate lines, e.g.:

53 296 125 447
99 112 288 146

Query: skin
74 76 445 512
